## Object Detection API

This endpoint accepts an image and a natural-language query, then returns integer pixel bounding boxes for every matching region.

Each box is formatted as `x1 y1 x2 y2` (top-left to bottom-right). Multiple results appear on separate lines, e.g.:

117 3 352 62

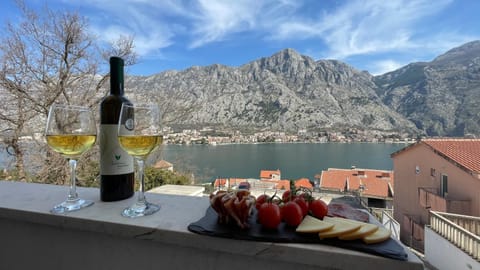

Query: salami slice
327 202 370 223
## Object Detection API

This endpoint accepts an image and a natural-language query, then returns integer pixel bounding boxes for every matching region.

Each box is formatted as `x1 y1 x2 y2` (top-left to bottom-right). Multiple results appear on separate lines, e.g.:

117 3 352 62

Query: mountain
128 49 417 135
127 41 480 137
375 41 480 136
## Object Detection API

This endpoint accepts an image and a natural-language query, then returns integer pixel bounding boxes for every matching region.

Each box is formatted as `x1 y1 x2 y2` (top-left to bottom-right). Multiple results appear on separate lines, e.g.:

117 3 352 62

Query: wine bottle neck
110 56 124 96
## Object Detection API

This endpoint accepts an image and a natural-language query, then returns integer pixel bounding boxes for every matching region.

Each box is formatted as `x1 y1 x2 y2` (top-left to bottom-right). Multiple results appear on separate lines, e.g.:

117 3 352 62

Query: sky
0 0 479 76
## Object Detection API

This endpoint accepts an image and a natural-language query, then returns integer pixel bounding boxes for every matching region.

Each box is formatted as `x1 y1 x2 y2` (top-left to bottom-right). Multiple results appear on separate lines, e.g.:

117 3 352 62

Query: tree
0 1 137 183
144 167 191 191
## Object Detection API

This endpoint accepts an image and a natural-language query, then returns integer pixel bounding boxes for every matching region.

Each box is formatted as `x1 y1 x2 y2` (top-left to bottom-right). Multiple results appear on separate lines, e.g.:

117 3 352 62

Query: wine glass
45 104 96 214
118 103 162 218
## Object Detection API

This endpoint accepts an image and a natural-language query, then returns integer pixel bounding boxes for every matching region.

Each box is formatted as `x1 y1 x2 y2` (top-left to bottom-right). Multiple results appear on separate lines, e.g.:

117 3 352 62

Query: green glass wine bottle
99 56 135 201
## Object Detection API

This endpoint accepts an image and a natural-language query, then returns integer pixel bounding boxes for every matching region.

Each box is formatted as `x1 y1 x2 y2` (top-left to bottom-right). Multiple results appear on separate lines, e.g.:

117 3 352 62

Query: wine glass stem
67 159 78 201
136 158 146 203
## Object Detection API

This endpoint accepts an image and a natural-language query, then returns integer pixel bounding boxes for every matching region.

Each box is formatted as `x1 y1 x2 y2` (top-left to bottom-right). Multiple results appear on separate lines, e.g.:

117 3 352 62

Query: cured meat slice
327 202 370 223
209 190 255 229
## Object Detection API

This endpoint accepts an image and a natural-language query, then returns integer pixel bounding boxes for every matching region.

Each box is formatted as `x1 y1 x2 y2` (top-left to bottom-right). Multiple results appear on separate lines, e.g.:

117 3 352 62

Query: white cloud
370 60 405 75
73 0 299 55
269 0 455 60
187 0 299 48
54 0 478 72
74 0 183 57
188 0 260 48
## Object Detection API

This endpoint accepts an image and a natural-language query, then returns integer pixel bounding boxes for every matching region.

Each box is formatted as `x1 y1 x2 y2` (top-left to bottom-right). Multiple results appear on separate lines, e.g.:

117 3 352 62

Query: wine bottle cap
110 56 124 67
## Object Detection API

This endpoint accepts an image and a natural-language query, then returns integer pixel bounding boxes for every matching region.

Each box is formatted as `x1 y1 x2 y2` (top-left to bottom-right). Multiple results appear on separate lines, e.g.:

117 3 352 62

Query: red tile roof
153 159 173 169
421 138 480 174
392 138 480 174
213 178 227 188
319 168 394 198
213 178 246 188
276 180 291 190
260 170 281 179
294 178 313 190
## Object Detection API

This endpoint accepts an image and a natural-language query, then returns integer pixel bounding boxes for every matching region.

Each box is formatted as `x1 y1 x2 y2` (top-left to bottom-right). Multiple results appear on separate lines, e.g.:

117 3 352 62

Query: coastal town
162 126 418 145
211 168 394 212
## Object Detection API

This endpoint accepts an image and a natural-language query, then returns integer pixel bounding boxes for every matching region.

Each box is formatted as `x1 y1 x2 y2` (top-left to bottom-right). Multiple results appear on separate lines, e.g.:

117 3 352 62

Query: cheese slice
318 217 361 239
296 215 334 233
338 222 378 240
362 226 391 244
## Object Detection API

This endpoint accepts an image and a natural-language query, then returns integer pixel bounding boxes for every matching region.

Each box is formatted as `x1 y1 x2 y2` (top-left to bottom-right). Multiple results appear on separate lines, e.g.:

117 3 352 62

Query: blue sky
1 0 479 76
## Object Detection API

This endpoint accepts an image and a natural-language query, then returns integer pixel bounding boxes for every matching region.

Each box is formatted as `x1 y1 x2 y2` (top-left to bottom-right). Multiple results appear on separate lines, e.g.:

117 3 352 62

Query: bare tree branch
0 0 137 183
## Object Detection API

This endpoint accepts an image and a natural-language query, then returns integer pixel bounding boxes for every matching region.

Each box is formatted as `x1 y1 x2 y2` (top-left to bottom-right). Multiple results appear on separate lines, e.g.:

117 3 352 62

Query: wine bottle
99 56 135 201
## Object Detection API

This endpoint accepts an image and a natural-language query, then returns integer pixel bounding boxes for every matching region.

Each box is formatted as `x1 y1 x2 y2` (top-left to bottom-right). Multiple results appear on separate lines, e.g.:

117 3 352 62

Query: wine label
100 124 134 175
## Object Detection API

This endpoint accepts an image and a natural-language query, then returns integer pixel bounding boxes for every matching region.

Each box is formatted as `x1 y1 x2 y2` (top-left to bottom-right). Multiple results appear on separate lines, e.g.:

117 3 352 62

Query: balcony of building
418 187 471 214
0 180 424 270
425 211 480 269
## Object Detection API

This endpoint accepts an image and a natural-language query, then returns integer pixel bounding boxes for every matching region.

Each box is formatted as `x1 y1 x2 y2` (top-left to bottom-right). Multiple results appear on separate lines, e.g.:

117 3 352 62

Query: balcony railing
418 187 471 214
403 214 425 252
429 211 480 261
381 210 400 240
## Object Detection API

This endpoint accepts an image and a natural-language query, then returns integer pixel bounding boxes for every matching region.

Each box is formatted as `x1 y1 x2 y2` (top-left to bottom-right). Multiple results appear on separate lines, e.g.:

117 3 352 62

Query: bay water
161 143 407 183
1 142 408 183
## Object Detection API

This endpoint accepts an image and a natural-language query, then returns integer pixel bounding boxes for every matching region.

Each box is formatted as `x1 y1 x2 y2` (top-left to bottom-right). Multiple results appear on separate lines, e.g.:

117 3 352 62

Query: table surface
0 180 424 270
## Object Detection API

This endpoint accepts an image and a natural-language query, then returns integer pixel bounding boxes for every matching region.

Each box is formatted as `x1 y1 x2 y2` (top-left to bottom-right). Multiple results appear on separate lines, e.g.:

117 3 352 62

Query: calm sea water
161 143 407 183
0 142 407 183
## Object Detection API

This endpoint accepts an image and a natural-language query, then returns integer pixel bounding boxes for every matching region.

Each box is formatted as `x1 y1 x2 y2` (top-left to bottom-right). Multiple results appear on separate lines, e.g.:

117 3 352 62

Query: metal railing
429 211 480 261
382 210 400 240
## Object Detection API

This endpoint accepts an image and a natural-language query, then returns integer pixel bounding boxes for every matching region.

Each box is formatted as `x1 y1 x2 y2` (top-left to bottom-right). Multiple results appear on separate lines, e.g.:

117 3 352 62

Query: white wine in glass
118 103 162 218
45 104 97 214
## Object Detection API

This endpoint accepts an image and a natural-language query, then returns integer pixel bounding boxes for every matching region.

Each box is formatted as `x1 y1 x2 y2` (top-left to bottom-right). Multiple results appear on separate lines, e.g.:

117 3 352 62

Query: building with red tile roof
276 180 291 190
153 159 173 171
260 170 281 180
213 178 247 189
317 168 394 208
294 178 313 190
391 138 480 252
213 178 228 189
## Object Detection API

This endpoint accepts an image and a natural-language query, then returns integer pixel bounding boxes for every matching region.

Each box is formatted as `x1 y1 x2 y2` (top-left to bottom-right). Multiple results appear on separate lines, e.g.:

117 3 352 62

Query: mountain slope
375 41 480 136
128 49 418 134
127 41 480 137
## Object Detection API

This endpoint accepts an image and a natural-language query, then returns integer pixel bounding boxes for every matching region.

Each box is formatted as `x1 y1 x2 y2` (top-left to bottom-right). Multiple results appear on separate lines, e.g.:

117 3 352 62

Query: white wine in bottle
99 56 135 201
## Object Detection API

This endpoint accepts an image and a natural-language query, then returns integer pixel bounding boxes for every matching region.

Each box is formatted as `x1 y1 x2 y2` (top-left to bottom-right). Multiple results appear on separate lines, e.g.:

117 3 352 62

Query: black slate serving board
188 206 408 261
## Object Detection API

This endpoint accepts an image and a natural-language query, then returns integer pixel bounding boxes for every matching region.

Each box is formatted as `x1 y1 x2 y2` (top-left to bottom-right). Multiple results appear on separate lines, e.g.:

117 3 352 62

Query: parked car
237 182 251 190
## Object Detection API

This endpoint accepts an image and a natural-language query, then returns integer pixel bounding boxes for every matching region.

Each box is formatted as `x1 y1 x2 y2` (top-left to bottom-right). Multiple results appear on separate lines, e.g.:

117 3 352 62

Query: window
430 168 436 177
441 174 448 197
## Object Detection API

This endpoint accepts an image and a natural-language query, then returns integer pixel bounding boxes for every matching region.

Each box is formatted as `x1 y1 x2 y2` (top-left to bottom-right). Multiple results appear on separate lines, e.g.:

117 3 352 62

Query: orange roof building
260 170 281 180
317 168 394 208
391 138 480 252
153 159 173 171
276 180 291 190
393 138 480 175
294 178 313 190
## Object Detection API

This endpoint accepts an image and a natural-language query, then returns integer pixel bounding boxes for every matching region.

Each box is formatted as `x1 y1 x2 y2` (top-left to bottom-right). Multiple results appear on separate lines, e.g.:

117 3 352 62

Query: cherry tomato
282 190 295 202
309 199 328 219
281 201 303 227
255 194 270 210
258 203 281 229
293 196 309 217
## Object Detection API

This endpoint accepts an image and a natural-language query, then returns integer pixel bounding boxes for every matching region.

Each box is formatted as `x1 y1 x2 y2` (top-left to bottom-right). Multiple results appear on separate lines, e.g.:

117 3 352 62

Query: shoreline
163 140 416 146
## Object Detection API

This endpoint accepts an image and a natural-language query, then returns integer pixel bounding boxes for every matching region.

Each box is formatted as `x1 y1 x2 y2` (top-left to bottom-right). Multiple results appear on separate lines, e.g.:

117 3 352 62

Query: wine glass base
122 202 160 218
50 199 94 214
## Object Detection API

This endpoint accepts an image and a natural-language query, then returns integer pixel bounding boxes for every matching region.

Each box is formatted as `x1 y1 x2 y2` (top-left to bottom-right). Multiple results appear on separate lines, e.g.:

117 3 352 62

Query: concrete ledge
149 184 205 196
0 181 423 270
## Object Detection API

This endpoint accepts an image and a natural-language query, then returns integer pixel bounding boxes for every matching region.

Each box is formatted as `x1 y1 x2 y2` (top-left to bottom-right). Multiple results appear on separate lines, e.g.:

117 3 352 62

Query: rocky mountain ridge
375 40 480 136
127 41 480 137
